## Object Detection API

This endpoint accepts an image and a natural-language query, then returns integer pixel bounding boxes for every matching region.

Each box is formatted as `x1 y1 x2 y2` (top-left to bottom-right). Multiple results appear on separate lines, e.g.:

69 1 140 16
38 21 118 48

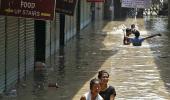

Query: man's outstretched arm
144 33 162 40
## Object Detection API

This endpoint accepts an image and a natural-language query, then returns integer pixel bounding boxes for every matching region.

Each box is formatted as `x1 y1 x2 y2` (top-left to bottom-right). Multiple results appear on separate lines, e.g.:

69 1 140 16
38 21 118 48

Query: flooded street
2 16 170 100
105 16 170 100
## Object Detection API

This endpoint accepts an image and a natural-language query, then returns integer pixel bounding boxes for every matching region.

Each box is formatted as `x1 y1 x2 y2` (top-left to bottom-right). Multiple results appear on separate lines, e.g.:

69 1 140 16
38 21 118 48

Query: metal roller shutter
51 13 61 65
53 13 60 66
86 2 91 23
73 7 77 36
51 21 55 55
0 16 5 92
6 16 19 88
46 13 60 66
55 13 60 51
84 1 88 25
25 19 35 74
19 18 26 79
95 3 103 21
46 20 51 63
84 1 91 26
65 15 70 42
70 16 73 39
80 0 84 29
83 0 86 26
46 20 52 66
50 20 55 67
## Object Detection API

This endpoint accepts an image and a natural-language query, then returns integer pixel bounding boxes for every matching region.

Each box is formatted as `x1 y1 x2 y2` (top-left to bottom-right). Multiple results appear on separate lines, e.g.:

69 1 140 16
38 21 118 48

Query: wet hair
98 70 109 79
126 28 131 33
134 31 140 38
90 78 100 90
131 24 135 28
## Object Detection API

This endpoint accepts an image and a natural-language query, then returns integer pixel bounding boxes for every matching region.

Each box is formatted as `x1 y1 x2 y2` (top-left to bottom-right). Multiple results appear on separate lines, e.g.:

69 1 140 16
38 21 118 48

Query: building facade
0 0 104 93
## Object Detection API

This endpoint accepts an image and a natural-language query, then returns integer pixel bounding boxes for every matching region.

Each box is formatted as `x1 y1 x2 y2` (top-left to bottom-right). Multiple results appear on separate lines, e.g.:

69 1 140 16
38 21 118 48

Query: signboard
0 0 56 20
121 0 133 8
144 0 152 8
56 0 78 16
121 0 151 8
87 0 105 2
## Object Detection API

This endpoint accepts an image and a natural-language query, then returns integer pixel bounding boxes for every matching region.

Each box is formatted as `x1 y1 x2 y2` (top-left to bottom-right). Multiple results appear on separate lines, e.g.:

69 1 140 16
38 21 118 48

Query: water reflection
58 47 65 75
32 62 48 99
144 16 170 95
144 16 168 33
108 16 170 100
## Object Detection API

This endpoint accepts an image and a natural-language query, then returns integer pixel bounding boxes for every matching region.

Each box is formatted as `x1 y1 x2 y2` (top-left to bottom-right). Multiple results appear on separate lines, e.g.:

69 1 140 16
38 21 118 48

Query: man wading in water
128 31 162 46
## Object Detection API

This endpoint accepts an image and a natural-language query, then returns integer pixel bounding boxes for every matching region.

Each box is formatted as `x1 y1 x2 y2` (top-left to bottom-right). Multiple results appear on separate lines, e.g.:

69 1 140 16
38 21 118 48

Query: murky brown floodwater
1 16 170 100
109 16 170 100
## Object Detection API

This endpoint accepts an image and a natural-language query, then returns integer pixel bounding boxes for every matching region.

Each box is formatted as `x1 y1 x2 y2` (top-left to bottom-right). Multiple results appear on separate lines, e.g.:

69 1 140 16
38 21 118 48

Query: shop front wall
0 16 35 92
0 16 5 93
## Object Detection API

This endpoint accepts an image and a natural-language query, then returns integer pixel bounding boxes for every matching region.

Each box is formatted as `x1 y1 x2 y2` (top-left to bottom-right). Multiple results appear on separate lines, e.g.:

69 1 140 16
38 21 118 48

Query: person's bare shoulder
80 96 86 100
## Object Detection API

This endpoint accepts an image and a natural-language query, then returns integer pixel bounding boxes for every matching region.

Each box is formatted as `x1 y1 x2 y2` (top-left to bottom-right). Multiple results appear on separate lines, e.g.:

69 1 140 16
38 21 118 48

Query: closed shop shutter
19 18 26 79
86 2 91 24
51 20 55 55
84 1 87 25
70 16 74 38
73 7 77 36
0 16 5 92
80 0 85 29
71 8 77 38
54 13 60 66
80 0 91 29
0 17 35 91
6 16 19 88
84 1 91 26
95 3 103 21
48 14 60 67
25 19 35 74
65 15 70 41
46 20 51 63
55 13 60 50
46 14 60 66
50 20 55 66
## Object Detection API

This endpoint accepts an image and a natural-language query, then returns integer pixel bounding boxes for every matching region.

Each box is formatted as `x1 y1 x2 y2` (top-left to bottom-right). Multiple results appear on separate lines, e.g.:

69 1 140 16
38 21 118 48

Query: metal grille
127 8 136 18
144 0 164 15
6 16 19 88
25 19 35 74
0 16 35 92
55 14 60 50
0 16 5 93
19 18 26 80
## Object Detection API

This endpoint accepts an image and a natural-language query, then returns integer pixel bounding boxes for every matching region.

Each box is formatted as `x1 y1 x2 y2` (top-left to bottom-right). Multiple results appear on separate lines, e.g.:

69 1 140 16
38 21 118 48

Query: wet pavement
1 16 170 100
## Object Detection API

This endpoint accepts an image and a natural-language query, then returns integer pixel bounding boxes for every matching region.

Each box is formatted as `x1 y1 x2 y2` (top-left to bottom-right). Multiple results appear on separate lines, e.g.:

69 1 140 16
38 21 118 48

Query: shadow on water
144 16 170 93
